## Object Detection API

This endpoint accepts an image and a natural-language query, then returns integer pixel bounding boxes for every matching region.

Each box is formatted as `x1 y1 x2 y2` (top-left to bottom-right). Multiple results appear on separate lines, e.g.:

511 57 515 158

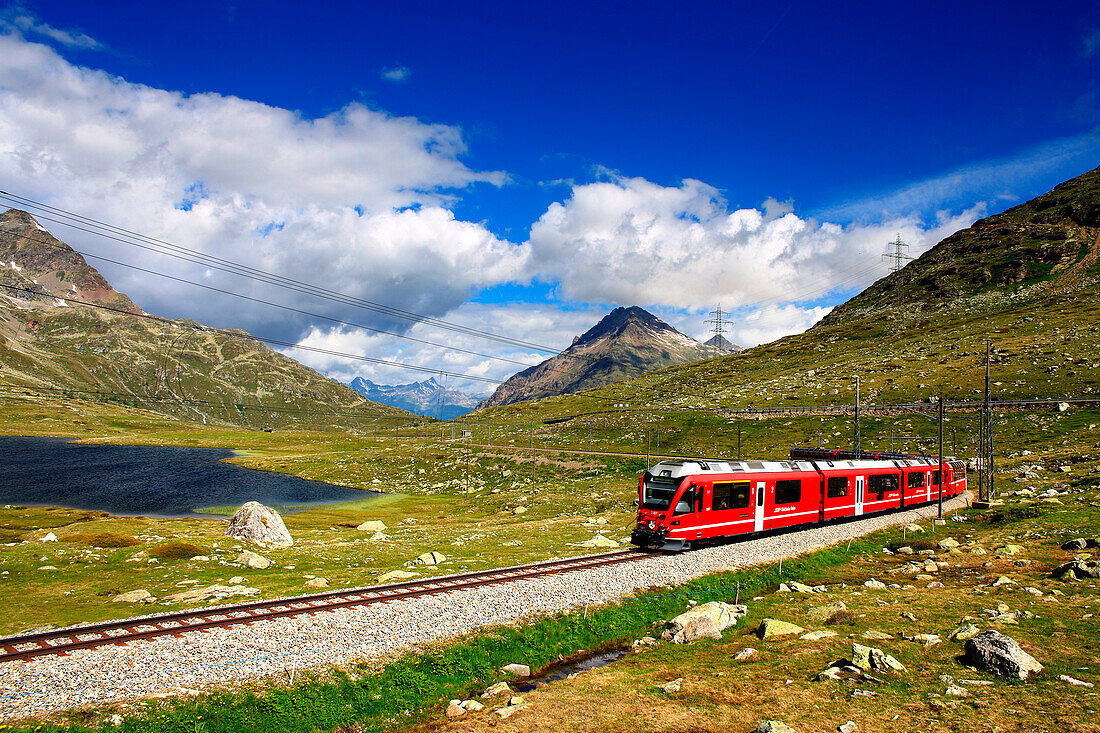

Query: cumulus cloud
0 32 520 341
380 66 411 83
0 7 102 49
525 173 983 312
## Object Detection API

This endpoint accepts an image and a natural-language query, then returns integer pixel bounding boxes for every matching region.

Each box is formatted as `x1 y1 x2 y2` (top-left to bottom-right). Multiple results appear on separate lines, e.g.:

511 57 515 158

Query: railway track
0 549 649 664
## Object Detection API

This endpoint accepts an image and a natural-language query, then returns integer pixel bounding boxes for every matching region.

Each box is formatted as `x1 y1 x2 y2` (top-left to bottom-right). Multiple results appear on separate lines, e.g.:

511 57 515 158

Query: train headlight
647 521 656 530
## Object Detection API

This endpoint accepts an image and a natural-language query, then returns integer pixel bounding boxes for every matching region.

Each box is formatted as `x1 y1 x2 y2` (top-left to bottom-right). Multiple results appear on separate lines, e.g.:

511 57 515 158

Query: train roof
649 455 952 478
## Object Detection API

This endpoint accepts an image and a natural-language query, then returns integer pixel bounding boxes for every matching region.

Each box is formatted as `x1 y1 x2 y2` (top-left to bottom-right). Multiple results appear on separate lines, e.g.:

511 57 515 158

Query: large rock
111 589 154 603
356 520 387 533
377 569 419 583
1061 538 1099 551
224 502 293 547
757 618 805 639
808 601 847 622
580 534 620 548
962 631 1043 680
662 601 747 644
501 663 531 677
757 722 797 733
1052 560 1100 580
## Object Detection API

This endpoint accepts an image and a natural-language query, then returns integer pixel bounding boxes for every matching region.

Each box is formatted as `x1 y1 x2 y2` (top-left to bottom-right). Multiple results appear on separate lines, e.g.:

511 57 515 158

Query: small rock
305 577 329 589
1060 675 1094 687
860 631 894 640
41 532 58 542
863 579 887 589
228 576 245 584
355 520 387 532
904 523 923 533
377 569 419 583
839 722 858 733
445 700 466 718
463 700 485 711
501 663 531 677
235 550 272 570
757 721 797 733
111 589 154 603
415 551 446 565
757 618 806 639
734 647 757 660
788 581 815 593
800 630 838 641
949 623 981 642
580 534 620 548
657 678 682 694
945 683 970 697
808 601 847 621
852 643 906 673
481 682 511 698
938 538 960 550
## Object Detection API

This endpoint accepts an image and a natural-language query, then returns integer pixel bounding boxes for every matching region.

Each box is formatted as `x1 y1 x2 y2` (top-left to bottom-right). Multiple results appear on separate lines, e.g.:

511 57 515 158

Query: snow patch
53 298 68 307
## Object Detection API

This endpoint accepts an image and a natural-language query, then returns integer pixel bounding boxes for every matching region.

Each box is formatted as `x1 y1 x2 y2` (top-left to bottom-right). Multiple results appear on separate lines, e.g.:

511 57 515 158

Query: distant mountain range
704 333 742 354
0 209 409 429
479 305 720 408
348 376 482 419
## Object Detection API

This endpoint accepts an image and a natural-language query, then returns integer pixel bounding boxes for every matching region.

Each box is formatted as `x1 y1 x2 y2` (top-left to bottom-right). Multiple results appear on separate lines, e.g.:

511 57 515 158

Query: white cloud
525 173 984 312
0 7 102 50
0 32 521 341
380 66 411 83
1084 27 1100 58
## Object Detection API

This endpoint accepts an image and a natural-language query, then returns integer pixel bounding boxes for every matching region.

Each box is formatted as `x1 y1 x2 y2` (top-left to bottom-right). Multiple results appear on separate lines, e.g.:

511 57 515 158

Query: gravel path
0 495 970 721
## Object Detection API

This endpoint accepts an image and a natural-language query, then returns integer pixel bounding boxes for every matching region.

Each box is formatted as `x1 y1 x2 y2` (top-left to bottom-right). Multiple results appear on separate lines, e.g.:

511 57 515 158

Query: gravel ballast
0 495 970 721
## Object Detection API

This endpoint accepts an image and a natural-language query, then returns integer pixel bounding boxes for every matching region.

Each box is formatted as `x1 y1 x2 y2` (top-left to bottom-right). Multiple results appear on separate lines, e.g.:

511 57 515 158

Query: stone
37 566 57 571
1053 560 1100 580
945 683 970 697
863 579 887 589
163 584 260 603
368 531 387 541
904 523 923 533
305 577 329 589
788 581 815 593
860 630 894 640
224 502 293 547
912 634 941 647
463 700 485 711
495 703 526 719
235 550 272 569
415 551 446 565
377 569 419 583
501 663 531 677
1060 675 1095 687
896 546 914 555
839 722 858 733
481 682 511 698
584 516 609 525
808 601 847 621
938 537 960 549
949 623 981 642
756 721 797 733
111 589 153 603
228 576 245 584
800 630 838 641
992 576 1013 587
512 506 527 515
757 618 805 639
657 678 682 694
1061 538 1099 551
662 601 747 644
507 695 525 706
41 532 58 542
355 520 387 533
734 647 757 660
445 700 466 718
851 643 906 673
962 630 1043 680
580 534 620 548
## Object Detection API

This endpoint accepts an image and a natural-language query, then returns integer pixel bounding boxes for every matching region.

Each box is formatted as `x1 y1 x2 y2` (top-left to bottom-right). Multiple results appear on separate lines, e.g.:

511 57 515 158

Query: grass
62 533 140 548
149 542 209 560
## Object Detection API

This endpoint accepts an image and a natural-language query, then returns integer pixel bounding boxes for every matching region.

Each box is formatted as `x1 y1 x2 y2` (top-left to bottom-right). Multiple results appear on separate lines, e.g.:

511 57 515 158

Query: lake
0 436 371 517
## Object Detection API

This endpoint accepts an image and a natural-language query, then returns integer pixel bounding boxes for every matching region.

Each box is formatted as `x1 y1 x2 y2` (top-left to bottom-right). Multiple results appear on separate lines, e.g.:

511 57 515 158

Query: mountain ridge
348 376 481 419
479 306 718 408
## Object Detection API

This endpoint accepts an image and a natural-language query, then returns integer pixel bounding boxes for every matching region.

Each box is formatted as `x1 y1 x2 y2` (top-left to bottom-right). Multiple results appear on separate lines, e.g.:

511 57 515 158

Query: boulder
501 663 531 677
305 577 329 589
734 647 757 660
445 701 466 718
377 569 419 583
224 502 293 547
662 601 746 644
962 631 1043 680
839 723 858 733
860 630 894 641
1061 538 1099 551
757 618 805 639
1052 560 1100 580
580 534 620 548
236 550 272 569
938 538 960 550
355 520 387 533
851 643 906 673
415 551 446 565
950 624 980 644
788 581 815 593
111 589 154 603
41 532 58 542
863 579 887 589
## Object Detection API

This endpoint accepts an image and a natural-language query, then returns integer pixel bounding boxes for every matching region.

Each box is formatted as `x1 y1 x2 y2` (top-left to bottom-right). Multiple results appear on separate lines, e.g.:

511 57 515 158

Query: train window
826 476 848 498
674 488 696 515
868 473 898 498
712 482 751 511
907 472 925 489
642 474 683 510
775 479 801 504
932 470 941 487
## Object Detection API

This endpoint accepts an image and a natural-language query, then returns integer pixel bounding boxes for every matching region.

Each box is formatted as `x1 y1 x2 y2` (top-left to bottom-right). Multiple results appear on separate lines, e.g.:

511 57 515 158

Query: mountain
0 209 411 429
479 306 719 408
821 164 1100 327
348 376 482 419
704 333 743 354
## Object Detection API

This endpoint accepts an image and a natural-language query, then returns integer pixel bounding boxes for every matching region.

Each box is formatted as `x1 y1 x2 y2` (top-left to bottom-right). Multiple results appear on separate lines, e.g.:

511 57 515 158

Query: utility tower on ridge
705 304 730 340
882 233 913 274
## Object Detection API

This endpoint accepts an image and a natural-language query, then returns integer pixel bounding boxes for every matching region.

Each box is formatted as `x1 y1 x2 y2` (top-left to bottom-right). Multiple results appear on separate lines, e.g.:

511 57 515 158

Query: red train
631 447 967 551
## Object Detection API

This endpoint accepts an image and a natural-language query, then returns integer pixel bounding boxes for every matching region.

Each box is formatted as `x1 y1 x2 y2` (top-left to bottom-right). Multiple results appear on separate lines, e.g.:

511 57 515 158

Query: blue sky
1 1 1099 391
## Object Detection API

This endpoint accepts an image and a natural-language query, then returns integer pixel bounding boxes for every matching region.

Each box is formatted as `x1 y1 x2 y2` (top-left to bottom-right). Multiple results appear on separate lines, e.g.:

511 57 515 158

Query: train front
631 461 692 551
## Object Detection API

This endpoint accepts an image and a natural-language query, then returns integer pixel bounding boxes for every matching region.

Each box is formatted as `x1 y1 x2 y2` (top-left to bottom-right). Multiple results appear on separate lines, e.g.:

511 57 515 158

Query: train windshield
642 472 684 510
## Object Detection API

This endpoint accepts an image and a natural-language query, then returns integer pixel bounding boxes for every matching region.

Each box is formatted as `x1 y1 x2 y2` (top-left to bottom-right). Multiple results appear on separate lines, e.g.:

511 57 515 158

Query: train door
855 476 864 516
754 481 765 532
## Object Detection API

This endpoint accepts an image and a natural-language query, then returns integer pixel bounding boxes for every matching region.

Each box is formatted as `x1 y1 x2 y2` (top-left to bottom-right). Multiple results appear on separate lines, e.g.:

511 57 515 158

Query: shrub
151 541 208 560
825 610 857 626
63 532 140 548
886 539 936 552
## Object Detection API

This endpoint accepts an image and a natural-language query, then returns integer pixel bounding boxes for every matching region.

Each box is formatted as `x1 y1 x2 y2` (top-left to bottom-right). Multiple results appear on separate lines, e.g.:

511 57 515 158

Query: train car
632 449 967 551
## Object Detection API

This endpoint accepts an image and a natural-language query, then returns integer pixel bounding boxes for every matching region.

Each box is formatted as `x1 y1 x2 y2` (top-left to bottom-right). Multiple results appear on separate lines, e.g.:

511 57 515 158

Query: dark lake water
0 436 371 518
